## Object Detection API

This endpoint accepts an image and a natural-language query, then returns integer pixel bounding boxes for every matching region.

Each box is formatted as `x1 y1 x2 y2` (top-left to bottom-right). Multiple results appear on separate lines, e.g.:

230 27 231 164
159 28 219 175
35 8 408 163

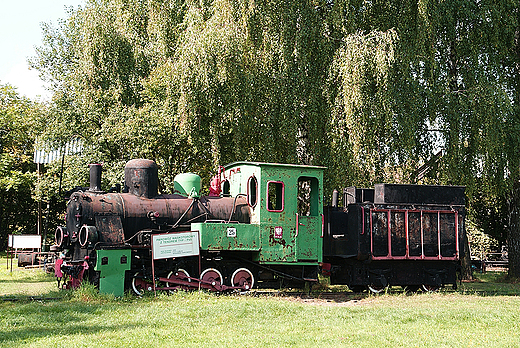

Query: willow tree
31 0 192 193
31 0 335 190
152 0 334 169
327 29 398 187
417 0 520 278
324 0 442 189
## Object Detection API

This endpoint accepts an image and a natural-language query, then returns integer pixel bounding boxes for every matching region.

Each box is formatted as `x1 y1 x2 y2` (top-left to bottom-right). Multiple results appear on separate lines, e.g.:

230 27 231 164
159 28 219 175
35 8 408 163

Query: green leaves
0 84 42 245
328 29 398 185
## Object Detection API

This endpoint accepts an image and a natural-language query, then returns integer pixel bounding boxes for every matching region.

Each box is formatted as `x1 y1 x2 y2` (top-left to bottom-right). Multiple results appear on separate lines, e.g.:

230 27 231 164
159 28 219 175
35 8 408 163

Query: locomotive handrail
184 212 210 224
196 198 213 216
124 229 149 244
227 193 247 223
172 198 196 228
363 203 465 208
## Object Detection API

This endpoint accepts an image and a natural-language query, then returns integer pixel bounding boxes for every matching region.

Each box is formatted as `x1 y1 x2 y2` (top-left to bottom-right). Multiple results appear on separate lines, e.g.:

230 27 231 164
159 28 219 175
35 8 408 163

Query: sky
0 1 84 101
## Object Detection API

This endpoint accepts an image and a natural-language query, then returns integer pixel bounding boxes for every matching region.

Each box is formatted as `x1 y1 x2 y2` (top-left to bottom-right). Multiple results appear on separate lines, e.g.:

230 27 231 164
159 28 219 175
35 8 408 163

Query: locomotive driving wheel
200 268 223 289
166 269 191 292
131 272 154 296
230 268 254 290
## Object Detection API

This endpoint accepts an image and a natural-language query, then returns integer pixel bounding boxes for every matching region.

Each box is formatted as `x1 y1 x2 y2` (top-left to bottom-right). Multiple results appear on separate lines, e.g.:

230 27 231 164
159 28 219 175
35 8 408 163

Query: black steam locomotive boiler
54 159 253 294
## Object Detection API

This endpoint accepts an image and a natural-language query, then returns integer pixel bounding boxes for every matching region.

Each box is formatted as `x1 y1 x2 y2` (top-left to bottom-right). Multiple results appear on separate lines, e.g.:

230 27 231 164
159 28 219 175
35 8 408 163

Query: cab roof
224 161 326 170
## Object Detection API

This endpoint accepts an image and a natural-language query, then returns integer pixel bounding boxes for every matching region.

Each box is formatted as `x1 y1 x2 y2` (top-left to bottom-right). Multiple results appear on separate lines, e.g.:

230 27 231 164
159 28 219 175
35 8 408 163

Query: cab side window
267 181 284 212
297 177 319 216
248 176 258 207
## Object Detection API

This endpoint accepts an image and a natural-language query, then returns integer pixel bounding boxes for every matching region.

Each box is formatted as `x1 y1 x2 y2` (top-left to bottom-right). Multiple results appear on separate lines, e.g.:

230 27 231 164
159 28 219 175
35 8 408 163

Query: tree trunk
0 200 5 251
460 225 473 280
508 180 520 278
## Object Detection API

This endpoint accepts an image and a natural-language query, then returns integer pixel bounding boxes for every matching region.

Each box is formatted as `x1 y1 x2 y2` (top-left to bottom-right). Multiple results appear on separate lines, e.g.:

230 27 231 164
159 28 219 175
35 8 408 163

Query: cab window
267 181 284 212
298 177 319 216
248 176 258 207
222 180 230 196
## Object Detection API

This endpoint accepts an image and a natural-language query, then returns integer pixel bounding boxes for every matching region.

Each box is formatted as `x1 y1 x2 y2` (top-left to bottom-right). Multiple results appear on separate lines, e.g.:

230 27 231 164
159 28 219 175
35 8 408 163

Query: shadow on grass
0 301 130 346
0 276 55 284
458 271 520 296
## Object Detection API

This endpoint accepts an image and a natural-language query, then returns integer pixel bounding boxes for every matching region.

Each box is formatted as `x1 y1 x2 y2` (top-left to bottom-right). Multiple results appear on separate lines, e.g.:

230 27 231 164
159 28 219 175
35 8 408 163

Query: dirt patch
254 291 374 307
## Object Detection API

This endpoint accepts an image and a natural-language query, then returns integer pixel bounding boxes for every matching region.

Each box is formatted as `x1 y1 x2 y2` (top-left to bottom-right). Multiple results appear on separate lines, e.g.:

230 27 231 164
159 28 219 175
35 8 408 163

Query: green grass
1 259 519 348
0 257 57 298
458 271 520 296
1 290 520 347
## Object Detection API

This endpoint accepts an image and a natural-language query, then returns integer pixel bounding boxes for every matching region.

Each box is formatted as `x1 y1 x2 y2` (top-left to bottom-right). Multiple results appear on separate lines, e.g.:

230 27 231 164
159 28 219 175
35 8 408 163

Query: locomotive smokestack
89 164 102 192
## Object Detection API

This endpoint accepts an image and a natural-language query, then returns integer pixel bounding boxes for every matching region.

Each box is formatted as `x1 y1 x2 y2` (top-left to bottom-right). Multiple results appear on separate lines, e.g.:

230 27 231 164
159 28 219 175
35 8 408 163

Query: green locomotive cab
192 162 325 286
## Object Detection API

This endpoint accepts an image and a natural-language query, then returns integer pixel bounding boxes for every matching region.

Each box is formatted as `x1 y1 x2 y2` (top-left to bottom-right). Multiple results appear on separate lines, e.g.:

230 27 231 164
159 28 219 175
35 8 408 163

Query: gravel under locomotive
54 159 465 295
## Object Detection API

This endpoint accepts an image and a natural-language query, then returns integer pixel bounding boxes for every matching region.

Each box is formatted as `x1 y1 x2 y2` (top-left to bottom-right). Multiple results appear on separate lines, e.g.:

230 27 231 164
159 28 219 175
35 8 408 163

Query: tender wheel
367 285 387 294
200 268 223 287
349 285 366 293
132 272 153 296
166 269 191 292
421 284 440 292
404 285 420 293
231 268 254 290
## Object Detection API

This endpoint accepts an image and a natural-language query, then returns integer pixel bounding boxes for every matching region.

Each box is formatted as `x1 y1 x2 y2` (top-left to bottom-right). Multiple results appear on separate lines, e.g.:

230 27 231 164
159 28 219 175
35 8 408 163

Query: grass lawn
0 260 56 297
1 256 519 347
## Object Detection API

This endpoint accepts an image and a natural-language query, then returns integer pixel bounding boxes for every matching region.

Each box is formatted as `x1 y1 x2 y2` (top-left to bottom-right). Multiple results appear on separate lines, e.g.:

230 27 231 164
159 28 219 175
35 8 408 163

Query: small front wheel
131 272 153 296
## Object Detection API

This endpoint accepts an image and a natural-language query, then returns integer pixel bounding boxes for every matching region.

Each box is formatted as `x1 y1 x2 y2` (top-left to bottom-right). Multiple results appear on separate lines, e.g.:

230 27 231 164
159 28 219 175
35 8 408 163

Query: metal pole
151 237 157 297
7 235 11 270
58 152 65 198
198 231 202 291
198 253 202 291
37 163 42 236
42 201 50 252
152 256 157 297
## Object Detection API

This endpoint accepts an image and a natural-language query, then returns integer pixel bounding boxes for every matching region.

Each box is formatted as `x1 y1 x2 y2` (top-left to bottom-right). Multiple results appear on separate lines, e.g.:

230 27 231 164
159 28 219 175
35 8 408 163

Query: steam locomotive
53 159 465 295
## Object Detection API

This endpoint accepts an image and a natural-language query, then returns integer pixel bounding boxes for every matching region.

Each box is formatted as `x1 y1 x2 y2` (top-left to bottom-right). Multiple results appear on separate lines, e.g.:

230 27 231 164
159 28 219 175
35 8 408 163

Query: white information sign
8 235 42 249
152 232 200 260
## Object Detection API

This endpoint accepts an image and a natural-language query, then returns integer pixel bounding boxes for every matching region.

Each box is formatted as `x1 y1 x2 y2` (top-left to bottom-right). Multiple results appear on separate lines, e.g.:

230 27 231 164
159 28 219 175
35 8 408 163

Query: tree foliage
0 84 42 249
